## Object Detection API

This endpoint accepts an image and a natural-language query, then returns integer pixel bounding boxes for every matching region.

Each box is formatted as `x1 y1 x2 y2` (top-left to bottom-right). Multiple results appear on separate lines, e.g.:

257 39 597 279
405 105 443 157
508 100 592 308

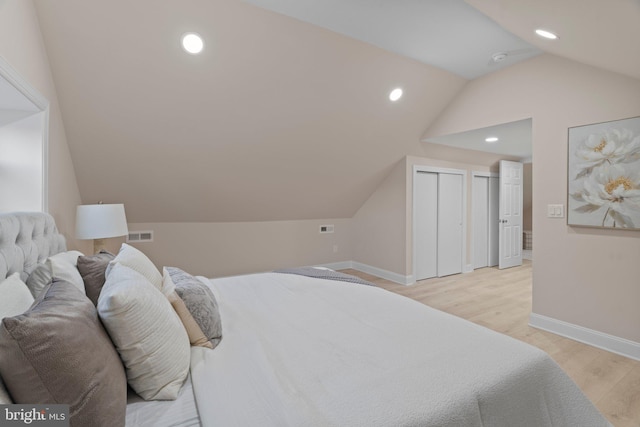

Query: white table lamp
76 203 128 253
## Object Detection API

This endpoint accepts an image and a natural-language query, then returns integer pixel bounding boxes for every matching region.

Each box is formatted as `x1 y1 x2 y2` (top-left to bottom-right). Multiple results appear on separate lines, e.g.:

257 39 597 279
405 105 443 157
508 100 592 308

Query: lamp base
93 238 107 254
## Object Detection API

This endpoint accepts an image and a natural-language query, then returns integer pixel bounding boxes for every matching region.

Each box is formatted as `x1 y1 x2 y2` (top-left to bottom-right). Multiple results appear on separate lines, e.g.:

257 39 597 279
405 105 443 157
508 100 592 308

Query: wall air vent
319 224 334 234
126 230 154 243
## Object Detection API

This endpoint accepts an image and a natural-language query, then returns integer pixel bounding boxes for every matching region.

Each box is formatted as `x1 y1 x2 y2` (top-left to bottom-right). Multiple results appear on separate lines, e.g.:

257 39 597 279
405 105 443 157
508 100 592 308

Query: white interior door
414 172 438 280
499 161 523 269
488 176 500 267
437 173 463 277
473 176 489 269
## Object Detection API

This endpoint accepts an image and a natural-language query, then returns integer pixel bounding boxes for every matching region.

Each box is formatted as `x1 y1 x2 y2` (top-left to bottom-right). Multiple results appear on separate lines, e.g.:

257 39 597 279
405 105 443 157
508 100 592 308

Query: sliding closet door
437 173 463 277
473 176 489 269
414 172 438 281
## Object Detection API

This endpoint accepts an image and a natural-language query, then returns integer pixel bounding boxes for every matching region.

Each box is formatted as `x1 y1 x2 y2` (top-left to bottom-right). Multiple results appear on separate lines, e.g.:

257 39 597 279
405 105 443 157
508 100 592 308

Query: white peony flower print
572 163 640 227
573 128 640 178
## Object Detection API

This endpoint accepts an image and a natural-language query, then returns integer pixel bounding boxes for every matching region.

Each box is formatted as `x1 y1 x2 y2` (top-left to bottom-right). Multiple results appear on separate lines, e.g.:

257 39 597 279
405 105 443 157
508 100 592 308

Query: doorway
472 173 499 269
0 57 49 213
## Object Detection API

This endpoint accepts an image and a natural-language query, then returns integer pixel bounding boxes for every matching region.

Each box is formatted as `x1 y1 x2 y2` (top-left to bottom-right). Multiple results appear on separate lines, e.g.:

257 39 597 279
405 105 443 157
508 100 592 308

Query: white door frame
0 56 50 212
471 171 499 270
412 165 467 282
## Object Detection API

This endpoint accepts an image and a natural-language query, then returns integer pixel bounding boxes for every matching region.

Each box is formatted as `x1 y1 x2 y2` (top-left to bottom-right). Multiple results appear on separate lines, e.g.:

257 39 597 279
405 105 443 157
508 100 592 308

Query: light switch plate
547 204 565 218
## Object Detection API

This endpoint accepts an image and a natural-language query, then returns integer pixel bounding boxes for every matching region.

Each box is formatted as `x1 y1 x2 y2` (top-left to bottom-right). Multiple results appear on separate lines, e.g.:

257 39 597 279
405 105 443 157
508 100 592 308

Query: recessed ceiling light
389 88 403 102
485 137 499 143
535 29 558 40
181 32 204 54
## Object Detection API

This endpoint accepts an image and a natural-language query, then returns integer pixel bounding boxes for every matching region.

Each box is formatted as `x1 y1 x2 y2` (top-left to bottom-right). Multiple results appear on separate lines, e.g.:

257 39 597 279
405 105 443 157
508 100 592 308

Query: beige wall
0 0 89 253
117 147 513 281
122 219 353 278
425 54 640 343
353 159 407 275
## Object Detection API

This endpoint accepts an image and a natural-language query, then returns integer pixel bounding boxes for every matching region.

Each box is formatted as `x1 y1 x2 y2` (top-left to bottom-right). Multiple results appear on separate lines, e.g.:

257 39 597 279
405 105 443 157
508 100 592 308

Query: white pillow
0 273 34 319
98 263 189 400
107 243 162 290
161 267 176 296
47 250 85 293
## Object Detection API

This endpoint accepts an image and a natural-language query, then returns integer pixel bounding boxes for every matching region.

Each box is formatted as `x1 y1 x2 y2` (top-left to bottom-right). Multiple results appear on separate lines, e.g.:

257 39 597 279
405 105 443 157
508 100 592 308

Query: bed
0 212 611 427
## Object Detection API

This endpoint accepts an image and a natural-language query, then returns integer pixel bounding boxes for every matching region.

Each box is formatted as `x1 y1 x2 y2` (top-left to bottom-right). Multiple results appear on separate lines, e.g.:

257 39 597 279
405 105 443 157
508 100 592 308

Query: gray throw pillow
25 264 52 298
77 251 115 306
166 267 222 349
0 280 127 427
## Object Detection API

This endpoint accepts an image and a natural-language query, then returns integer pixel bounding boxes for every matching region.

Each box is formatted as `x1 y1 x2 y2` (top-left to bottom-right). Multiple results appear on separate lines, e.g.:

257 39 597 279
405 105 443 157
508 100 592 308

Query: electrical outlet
333 245 338 253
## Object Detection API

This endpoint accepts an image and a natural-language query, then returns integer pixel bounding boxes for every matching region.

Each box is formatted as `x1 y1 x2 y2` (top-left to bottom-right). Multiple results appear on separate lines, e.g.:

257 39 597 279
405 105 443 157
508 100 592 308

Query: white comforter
191 272 610 427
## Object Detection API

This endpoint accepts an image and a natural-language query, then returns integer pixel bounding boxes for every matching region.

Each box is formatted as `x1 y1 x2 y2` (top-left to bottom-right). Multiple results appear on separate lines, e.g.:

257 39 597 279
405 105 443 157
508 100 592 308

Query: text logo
0 405 68 426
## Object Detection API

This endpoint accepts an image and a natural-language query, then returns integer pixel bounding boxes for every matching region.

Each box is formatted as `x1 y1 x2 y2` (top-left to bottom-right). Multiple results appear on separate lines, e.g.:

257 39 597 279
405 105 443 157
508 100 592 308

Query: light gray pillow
25 264 53 298
0 280 127 426
166 267 222 349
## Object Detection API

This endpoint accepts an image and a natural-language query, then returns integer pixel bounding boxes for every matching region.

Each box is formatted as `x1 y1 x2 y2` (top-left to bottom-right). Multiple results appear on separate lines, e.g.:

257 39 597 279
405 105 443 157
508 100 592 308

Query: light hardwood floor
342 261 640 427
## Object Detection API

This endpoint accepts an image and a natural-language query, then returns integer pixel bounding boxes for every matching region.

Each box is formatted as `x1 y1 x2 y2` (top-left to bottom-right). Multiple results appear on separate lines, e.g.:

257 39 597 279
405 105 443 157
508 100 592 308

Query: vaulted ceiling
32 0 640 223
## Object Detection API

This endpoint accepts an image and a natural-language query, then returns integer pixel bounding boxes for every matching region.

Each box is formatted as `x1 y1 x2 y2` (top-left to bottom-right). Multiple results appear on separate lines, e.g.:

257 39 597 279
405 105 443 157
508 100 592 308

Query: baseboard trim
529 313 640 361
315 261 353 271
316 260 414 286
351 261 414 286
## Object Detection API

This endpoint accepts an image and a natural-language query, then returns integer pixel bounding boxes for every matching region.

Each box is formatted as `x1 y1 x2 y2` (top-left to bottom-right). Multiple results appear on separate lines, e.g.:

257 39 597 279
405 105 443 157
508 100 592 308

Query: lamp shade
76 204 128 240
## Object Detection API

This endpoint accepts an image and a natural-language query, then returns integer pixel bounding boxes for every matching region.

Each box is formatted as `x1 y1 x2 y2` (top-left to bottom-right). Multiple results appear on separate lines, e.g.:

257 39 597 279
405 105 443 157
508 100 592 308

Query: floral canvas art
568 116 640 229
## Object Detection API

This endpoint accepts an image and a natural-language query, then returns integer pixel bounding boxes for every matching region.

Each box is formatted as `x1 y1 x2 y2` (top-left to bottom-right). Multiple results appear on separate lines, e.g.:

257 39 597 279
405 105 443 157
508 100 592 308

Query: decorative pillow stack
0 241 223 416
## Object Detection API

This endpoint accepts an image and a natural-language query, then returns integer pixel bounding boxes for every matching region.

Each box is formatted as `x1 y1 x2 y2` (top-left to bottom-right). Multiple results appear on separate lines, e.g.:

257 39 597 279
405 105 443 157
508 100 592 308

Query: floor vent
127 230 154 243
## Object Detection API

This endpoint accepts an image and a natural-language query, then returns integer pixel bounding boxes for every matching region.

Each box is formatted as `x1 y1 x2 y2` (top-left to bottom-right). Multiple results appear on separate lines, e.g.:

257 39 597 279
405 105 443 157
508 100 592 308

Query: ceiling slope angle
242 0 542 79
33 0 467 223
467 0 640 80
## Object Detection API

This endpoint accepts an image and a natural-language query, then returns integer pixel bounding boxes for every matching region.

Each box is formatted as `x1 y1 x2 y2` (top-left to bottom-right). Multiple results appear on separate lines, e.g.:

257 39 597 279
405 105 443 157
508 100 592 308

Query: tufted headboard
0 212 67 281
